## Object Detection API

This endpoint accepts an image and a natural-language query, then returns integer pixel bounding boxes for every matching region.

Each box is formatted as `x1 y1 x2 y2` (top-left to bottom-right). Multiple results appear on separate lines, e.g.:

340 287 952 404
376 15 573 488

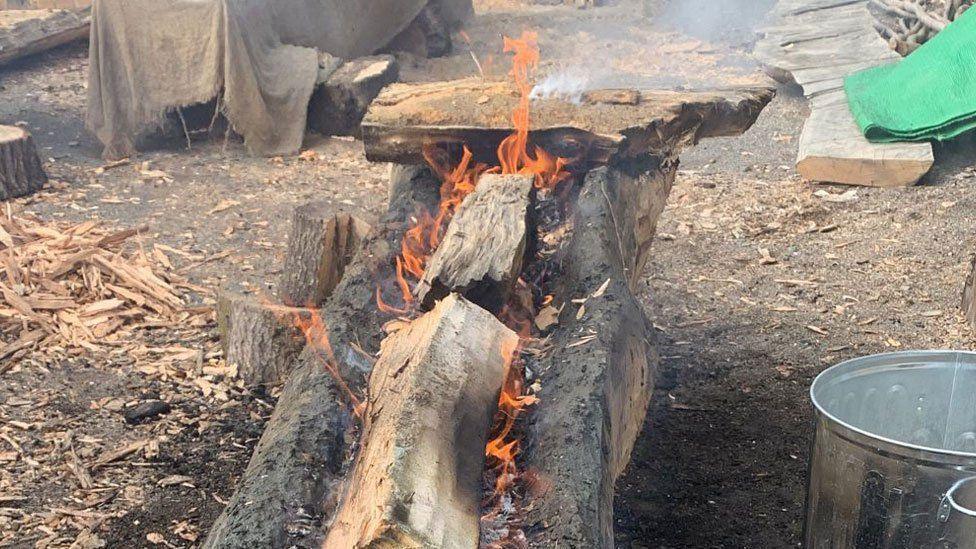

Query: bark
278 202 371 308
416 174 533 310
0 125 46 200
307 55 399 137
215 289 312 386
324 293 516 548
362 80 774 166
962 254 976 328
202 165 440 549
523 157 675 548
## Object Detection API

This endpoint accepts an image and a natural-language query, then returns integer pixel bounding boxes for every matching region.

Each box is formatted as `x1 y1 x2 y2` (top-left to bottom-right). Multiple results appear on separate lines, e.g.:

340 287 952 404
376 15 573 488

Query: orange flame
290 308 364 417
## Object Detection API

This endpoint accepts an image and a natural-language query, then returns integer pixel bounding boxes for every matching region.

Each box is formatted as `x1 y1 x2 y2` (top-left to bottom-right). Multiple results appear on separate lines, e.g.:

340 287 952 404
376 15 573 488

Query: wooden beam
0 8 90 67
361 79 774 166
416 173 533 310
324 293 517 548
278 202 371 308
0 125 46 199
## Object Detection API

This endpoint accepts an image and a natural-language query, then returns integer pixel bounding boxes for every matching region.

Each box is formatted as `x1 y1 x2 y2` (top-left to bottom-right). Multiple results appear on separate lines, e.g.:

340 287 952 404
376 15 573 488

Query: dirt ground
1 0 975 548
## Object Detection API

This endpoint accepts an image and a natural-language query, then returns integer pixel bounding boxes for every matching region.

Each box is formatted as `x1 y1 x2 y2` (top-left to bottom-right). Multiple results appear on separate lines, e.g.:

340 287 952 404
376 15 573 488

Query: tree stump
278 203 371 308
216 290 313 387
0 125 46 200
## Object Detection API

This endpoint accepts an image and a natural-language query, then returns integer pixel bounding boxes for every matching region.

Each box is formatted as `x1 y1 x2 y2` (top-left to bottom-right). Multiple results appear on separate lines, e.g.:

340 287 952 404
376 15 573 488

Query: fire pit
203 32 773 549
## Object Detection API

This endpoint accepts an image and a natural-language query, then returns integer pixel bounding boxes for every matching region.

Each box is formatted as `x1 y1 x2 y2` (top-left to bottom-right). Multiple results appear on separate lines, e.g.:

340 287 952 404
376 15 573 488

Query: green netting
845 7 976 143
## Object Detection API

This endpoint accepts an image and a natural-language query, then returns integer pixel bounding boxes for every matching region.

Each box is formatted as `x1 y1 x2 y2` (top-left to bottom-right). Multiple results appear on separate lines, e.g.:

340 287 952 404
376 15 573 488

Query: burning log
416 173 533 310
203 164 441 549
361 79 774 166
0 125 47 199
307 55 399 137
278 201 371 307
522 159 672 548
324 293 518 548
215 290 313 386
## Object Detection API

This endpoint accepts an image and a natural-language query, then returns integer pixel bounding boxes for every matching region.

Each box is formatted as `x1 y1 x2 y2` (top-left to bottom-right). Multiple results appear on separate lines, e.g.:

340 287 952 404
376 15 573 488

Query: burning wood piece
215 290 313 386
278 201 371 307
0 8 90 67
0 125 46 199
203 165 441 548
415 174 533 310
362 79 773 166
522 160 672 547
325 293 517 548
307 55 399 137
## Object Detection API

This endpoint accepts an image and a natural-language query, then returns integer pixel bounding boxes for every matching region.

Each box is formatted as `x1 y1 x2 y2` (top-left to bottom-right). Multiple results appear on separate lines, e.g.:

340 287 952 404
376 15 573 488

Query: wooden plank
797 100 933 187
0 8 90 67
755 0 934 186
324 293 516 549
362 79 775 166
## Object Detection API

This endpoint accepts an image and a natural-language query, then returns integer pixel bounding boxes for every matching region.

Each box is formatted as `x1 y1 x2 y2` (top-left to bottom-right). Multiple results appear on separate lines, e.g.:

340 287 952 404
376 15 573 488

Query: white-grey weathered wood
0 9 90 67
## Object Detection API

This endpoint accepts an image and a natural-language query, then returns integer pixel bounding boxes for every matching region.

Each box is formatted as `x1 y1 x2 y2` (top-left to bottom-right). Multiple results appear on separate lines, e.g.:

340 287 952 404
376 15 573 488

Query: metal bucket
806 351 976 548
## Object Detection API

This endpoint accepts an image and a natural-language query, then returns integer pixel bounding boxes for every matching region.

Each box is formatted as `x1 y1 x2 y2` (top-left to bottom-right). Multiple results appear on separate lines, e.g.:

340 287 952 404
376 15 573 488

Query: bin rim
810 350 976 460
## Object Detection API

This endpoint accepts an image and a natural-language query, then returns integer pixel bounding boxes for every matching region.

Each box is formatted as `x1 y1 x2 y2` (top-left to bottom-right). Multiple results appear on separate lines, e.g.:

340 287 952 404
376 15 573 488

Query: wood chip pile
0 207 210 367
871 0 972 54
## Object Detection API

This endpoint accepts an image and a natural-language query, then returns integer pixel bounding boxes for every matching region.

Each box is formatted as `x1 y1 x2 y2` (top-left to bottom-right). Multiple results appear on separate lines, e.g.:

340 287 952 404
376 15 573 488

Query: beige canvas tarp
86 0 464 158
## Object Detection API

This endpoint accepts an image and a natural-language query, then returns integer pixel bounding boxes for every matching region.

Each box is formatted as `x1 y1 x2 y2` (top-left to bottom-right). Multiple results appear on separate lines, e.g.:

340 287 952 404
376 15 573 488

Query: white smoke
529 68 591 104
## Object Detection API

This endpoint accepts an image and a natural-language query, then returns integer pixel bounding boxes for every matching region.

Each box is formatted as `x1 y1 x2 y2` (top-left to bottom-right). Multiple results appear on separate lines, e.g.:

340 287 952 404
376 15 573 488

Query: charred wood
416 174 533 310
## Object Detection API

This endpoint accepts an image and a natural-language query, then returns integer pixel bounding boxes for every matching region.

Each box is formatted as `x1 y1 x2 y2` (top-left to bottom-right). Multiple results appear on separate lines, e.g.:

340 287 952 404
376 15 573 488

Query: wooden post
416 173 533 310
962 255 976 327
278 202 371 308
324 293 517 548
0 125 46 200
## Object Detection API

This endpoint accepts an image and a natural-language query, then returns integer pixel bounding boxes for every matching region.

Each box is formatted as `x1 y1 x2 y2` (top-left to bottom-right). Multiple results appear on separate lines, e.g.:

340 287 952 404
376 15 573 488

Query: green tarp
845 7 976 143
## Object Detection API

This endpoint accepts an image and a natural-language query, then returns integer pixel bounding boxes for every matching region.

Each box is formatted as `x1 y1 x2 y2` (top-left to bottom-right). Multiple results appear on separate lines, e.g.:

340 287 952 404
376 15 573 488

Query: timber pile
0 125 46 199
0 8 90 67
755 0 934 187
204 87 772 548
0 211 205 366
871 0 971 53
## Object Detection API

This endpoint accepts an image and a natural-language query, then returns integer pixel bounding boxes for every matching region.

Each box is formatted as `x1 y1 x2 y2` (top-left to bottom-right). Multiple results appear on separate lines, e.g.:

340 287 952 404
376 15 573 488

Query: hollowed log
0 125 46 199
523 158 675 548
324 293 517 548
416 173 533 310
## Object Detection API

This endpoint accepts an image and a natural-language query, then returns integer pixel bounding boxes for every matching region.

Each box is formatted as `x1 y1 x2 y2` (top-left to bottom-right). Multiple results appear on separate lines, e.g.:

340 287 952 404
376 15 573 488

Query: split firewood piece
416 173 533 310
324 293 516 549
278 201 371 307
307 55 399 137
0 125 47 200
962 255 976 327
216 289 313 386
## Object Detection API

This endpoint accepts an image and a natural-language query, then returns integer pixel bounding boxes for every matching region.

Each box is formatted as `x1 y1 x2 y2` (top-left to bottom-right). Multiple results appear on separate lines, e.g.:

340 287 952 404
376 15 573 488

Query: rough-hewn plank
755 0 934 186
0 8 90 67
362 79 774 166
415 173 533 310
0 125 46 199
278 202 371 308
324 293 516 548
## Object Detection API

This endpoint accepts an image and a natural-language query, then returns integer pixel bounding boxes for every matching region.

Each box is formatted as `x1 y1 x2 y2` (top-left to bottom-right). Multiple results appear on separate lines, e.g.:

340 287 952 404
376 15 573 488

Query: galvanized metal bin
806 351 976 548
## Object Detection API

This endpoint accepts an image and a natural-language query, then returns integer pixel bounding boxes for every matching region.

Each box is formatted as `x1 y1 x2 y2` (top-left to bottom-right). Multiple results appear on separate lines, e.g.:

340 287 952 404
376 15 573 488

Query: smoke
529 68 591 104
653 0 776 46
